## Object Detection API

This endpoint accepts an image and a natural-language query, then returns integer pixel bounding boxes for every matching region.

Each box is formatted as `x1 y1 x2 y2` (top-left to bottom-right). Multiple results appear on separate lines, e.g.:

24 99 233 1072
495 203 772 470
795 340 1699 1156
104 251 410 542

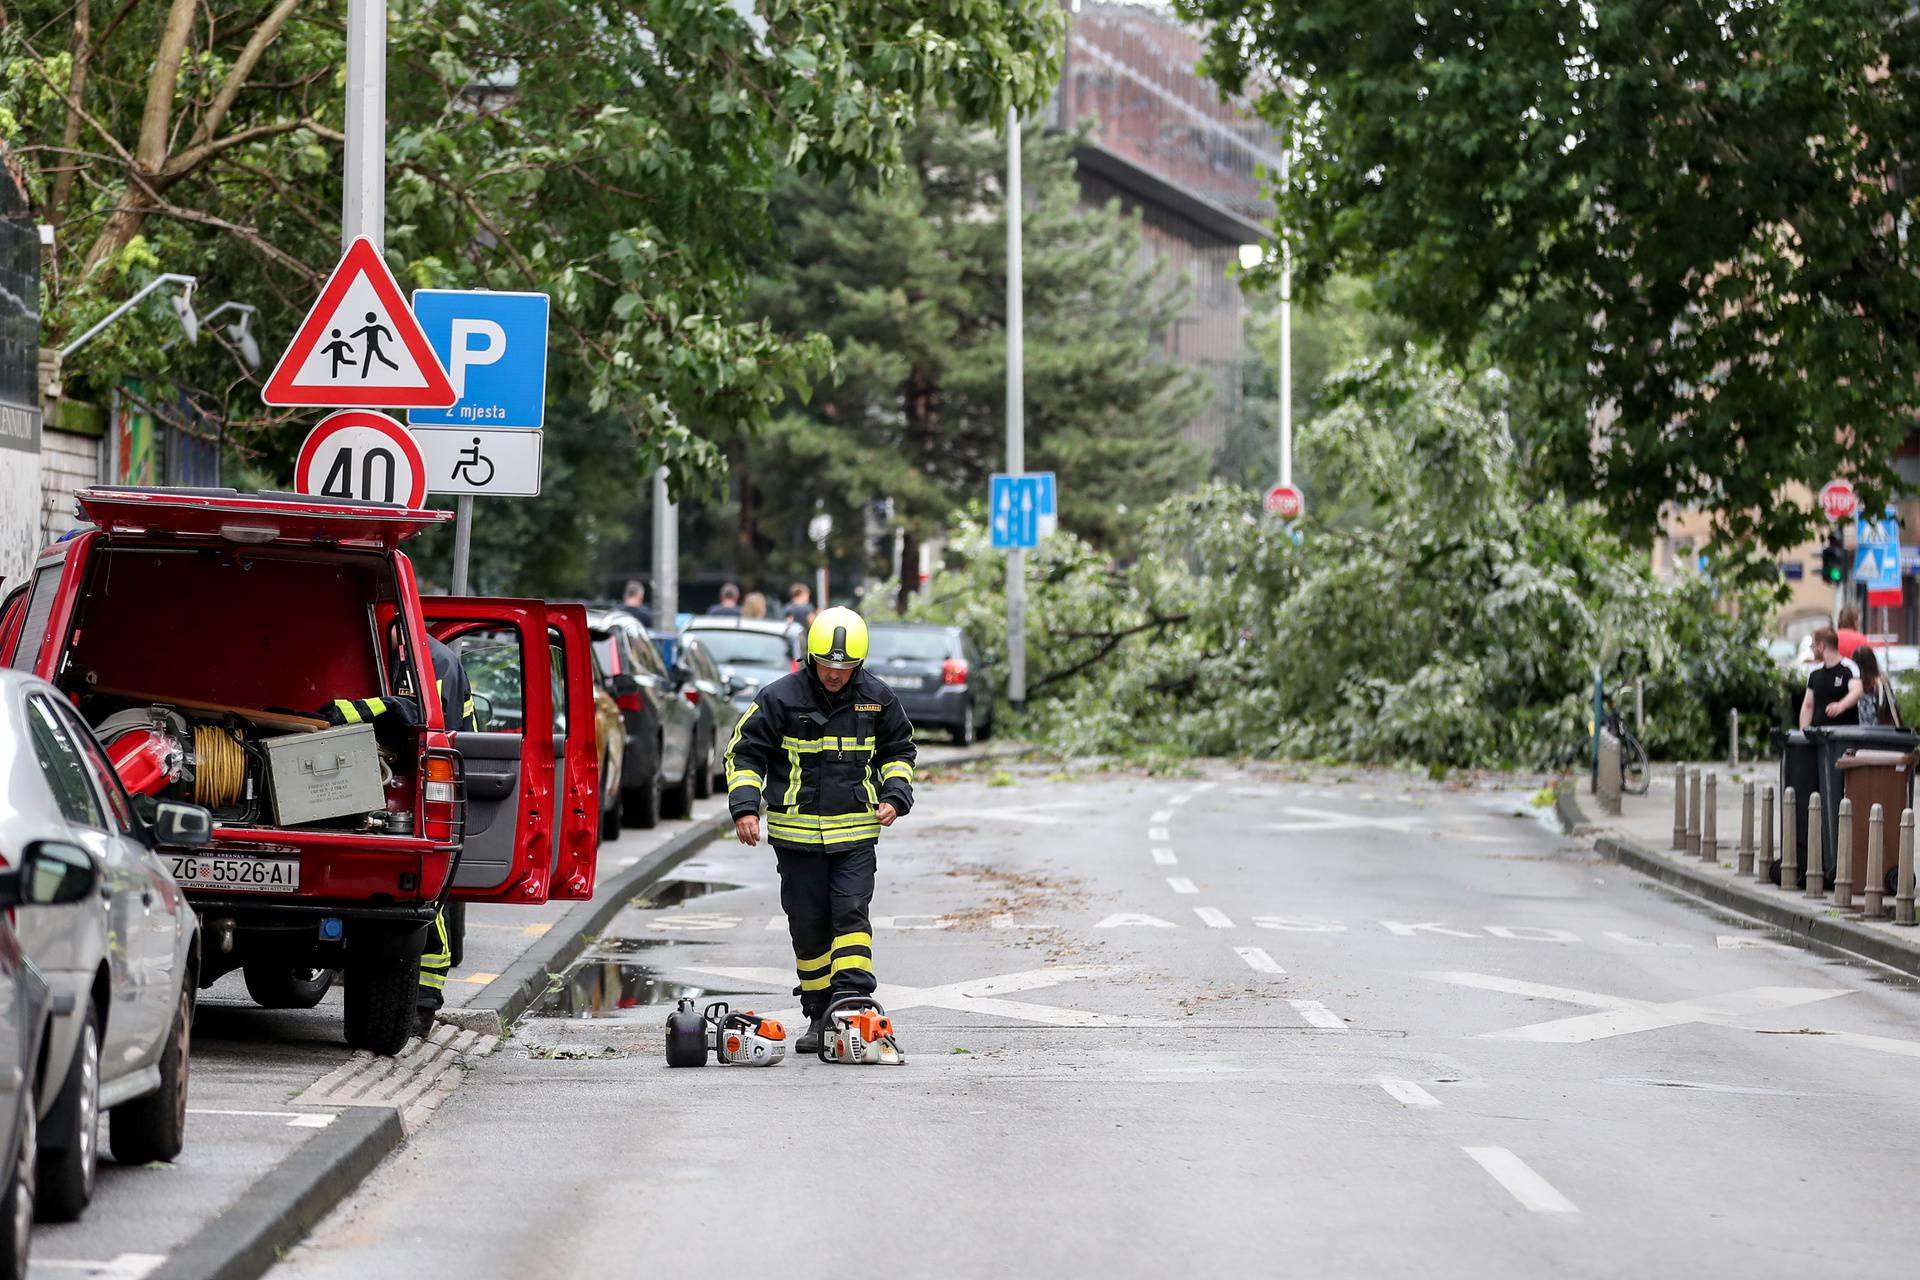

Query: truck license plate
167 855 299 893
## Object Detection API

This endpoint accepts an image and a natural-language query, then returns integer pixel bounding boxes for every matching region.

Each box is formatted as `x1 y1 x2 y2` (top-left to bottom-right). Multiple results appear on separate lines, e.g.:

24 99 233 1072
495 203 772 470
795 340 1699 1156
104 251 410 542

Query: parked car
655 633 730 794
0 835 97 1278
0 670 205 1220
681 618 804 716
586 610 700 824
1 487 601 1055
866 623 995 744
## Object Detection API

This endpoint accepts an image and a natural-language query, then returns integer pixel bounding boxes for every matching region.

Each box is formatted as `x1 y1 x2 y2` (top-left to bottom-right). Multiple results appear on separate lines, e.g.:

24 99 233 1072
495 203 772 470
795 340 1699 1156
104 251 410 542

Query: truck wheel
109 984 191 1165
342 948 418 1056
37 1008 99 1222
662 755 695 820
446 900 467 970
242 964 335 1010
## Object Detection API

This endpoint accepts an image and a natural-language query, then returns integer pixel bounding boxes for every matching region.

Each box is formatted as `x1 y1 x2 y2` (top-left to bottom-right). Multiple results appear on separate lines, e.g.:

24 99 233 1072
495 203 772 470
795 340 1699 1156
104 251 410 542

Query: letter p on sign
449 319 507 398
407 290 551 430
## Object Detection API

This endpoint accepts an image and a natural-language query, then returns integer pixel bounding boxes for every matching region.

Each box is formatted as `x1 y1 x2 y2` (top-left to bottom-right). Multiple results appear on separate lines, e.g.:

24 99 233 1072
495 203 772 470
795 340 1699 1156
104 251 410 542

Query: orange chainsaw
817 994 907 1065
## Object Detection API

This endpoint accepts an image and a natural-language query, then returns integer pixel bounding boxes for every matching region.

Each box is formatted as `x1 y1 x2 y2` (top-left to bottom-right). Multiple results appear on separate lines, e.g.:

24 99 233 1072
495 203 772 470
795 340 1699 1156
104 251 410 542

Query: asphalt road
266 761 1920 1278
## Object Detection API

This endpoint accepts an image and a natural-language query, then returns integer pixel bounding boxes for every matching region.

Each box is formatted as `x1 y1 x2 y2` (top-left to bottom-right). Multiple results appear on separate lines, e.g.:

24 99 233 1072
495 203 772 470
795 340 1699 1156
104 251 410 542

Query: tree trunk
895 530 919 615
80 0 196 272
50 0 90 223
896 365 937 607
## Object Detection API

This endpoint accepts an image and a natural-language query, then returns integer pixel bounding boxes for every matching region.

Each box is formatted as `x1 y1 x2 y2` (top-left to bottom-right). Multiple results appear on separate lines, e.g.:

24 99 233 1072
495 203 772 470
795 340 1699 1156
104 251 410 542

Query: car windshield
867 629 953 662
691 630 789 666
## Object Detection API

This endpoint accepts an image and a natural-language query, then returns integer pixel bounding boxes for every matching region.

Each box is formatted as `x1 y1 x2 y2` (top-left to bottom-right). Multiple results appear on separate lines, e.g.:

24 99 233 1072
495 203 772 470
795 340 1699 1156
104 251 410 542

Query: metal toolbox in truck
264 722 382 825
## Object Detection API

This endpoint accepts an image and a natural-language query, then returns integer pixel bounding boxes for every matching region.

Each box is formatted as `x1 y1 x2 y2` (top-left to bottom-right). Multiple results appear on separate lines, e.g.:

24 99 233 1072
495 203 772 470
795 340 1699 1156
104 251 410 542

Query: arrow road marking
682 964 1164 1028
912 802 1092 827
1260 807 1515 842
1425 971 1851 1044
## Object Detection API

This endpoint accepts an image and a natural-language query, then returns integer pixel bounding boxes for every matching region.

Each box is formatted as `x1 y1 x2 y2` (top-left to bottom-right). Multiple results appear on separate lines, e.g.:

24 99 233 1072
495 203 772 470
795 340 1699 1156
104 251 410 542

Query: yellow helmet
807 606 870 670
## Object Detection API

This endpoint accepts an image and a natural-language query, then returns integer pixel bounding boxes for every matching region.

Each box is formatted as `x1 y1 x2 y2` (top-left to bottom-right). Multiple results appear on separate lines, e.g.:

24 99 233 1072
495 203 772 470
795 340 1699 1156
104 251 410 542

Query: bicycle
1597 690 1650 795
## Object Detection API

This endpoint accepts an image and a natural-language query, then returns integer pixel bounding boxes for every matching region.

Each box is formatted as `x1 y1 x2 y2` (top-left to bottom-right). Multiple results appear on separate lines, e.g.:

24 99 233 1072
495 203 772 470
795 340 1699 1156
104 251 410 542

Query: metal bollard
1672 765 1688 850
1701 773 1719 862
1687 768 1703 857
1729 709 1740 768
1897 811 1916 927
1866 804 1886 917
1737 782 1755 876
1806 792 1825 898
1833 797 1853 906
1758 784 1774 883
1782 787 1799 889
1595 732 1623 815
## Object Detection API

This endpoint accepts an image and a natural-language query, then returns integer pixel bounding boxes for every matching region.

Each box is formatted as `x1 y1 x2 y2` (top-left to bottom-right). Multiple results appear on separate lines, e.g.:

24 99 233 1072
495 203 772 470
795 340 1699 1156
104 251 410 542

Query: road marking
1094 913 1178 928
766 915 787 931
1168 795 1192 807
914 802 1091 827
1290 1000 1346 1030
1148 826 1171 841
870 914 952 930
1462 1147 1579 1213
1378 1079 1439 1107
1260 807 1514 842
1717 935 1792 951
1194 907 1234 928
1234 946 1285 974
1601 931 1691 949
648 913 744 932
1255 916 1347 932
189 1108 338 1128
454 972 501 984
34 1255 168 1280
1381 920 1479 938
614 855 639 867
1192 781 1218 793
521 922 553 937
685 964 1166 1027
1150 808 1175 823
1425 971 1851 1043
1483 925 1579 943
1151 847 1178 865
1167 877 1199 895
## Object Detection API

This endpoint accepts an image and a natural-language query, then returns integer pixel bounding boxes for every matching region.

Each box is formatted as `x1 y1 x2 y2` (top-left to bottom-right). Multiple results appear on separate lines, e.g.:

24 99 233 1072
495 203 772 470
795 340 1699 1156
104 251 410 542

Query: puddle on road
535 946 760 1020
633 879 743 909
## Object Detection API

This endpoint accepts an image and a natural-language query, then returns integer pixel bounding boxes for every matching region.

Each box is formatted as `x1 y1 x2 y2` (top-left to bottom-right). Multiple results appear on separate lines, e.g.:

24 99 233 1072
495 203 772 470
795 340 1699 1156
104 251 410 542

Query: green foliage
737 118 1209 583
1179 0 1920 571
3 0 1064 491
876 354 1781 768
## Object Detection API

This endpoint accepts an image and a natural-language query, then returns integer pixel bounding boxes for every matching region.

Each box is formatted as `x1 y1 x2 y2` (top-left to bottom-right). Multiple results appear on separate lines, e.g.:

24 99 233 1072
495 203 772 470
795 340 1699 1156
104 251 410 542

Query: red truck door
424 598 558 906
545 604 601 900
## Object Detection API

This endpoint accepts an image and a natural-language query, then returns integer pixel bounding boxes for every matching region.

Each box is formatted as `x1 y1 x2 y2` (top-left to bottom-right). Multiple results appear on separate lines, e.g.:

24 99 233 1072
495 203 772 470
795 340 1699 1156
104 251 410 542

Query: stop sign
1819 479 1858 522
1265 483 1304 518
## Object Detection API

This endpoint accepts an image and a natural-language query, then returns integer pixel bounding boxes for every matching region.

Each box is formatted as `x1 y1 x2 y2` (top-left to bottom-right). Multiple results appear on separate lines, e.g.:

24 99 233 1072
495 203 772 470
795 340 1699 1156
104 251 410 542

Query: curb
1555 776 1920 982
146 1106 403 1280
441 813 729 1038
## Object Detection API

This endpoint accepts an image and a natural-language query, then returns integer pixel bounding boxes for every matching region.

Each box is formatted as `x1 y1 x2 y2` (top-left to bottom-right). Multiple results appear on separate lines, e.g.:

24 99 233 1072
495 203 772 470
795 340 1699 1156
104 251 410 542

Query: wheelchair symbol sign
413 426 542 497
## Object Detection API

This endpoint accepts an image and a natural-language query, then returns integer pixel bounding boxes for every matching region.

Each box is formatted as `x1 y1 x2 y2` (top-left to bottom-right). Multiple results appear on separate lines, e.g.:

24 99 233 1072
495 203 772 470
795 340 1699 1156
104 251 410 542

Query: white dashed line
1150 809 1175 823
1234 946 1285 974
1151 847 1178 865
1462 1147 1579 1213
189 1108 339 1128
1167 877 1199 895
1290 1000 1346 1030
1377 1079 1439 1107
1194 907 1234 928
1192 781 1218 793
1148 827 1170 841
1168 795 1192 807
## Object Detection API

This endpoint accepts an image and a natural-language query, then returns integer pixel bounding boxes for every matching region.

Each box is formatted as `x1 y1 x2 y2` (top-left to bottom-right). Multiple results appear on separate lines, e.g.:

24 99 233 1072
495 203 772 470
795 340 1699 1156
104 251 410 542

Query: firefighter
414 633 476 1037
725 606 916 1053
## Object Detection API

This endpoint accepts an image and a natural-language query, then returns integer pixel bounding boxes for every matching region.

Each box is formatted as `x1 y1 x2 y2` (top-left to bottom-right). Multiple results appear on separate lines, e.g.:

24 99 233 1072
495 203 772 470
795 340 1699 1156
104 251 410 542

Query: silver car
0 671 204 1223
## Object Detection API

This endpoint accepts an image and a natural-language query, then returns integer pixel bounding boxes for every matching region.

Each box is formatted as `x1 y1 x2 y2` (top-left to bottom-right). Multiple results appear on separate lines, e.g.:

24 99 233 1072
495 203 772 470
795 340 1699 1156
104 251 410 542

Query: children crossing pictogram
262 238 456 408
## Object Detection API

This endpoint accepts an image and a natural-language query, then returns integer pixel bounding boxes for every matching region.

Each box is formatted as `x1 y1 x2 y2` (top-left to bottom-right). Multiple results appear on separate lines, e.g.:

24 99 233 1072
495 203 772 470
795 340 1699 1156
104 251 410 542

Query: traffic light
1821 530 1847 585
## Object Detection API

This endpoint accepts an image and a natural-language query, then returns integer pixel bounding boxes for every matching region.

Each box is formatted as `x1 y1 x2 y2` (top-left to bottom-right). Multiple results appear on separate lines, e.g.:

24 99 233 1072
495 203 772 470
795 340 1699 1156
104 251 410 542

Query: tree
1 0 1064 490
1179 0 1920 568
738 118 1210 594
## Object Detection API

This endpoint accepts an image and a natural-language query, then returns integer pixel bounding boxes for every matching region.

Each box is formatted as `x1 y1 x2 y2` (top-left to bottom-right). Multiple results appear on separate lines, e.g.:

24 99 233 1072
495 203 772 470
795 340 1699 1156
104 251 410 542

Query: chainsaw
817 994 907 1065
664 998 788 1067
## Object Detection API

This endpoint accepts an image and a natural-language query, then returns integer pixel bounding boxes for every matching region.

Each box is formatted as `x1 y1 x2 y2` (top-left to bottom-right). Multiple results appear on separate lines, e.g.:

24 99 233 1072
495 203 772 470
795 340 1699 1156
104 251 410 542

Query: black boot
795 1012 827 1055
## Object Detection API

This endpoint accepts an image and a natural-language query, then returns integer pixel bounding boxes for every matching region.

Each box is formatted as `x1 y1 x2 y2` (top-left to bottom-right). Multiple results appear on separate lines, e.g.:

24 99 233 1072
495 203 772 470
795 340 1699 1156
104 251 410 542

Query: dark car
866 624 995 744
656 634 731 794
682 619 803 720
587 610 702 825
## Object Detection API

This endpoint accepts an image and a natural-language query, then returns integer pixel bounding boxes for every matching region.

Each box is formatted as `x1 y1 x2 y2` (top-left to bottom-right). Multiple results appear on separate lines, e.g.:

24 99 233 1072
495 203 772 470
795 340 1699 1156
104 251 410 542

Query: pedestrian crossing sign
262 238 456 409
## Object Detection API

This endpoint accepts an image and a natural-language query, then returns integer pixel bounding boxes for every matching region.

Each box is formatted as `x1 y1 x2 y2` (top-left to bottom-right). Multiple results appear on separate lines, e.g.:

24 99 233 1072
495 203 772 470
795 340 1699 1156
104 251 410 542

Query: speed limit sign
293 410 427 507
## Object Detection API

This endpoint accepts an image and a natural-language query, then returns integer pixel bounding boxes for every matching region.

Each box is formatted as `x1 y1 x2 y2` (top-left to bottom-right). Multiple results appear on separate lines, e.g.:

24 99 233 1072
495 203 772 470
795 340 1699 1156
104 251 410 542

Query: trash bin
1836 749 1918 893
1803 727 1920 884
1774 729 1821 881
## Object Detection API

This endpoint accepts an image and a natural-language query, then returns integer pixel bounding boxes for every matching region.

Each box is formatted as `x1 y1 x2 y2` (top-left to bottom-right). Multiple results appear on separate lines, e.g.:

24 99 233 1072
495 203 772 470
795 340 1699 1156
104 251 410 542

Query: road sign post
1006 106 1025 712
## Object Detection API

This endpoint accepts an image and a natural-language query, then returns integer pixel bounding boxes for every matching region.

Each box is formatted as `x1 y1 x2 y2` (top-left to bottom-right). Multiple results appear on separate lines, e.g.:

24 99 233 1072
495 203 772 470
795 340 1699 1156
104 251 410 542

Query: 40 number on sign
293 410 428 508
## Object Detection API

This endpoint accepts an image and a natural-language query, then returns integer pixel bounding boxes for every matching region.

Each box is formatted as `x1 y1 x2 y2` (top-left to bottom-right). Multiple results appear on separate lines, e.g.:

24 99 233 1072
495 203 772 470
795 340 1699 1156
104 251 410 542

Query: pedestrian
1855 646 1903 728
742 590 769 619
723 606 917 1053
708 583 744 617
1800 626 1863 729
1836 607 1869 661
784 582 814 627
620 579 654 627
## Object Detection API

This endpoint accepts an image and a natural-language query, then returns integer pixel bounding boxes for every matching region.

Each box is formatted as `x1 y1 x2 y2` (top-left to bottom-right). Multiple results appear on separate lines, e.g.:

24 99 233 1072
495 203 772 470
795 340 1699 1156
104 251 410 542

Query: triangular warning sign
262 238 456 408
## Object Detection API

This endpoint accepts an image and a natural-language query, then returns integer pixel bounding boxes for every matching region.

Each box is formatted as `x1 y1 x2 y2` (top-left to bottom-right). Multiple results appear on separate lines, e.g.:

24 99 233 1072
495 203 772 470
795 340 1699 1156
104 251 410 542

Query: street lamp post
1006 106 1026 711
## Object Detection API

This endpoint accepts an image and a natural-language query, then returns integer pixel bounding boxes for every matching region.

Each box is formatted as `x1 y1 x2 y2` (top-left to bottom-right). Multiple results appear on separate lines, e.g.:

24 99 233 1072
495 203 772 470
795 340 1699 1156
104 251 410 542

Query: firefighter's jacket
725 666 916 849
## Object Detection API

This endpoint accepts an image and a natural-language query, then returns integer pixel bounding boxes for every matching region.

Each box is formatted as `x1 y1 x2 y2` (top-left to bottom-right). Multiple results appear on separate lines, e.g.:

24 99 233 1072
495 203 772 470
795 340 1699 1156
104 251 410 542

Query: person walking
708 583 743 617
784 583 815 627
742 590 769 619
723 606 916 1053
1800 626 1863 729
1836 607 1869 661
620 579 654 627
1855 646 1903 728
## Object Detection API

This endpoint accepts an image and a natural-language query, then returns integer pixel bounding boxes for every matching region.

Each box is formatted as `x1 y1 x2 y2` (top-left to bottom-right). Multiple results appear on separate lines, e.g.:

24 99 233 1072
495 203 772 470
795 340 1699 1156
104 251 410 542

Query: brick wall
38 427 97 541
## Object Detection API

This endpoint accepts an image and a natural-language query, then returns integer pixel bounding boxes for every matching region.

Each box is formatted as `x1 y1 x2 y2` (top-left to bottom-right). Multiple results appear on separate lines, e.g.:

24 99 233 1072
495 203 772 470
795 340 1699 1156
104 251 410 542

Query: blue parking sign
407 290 550 429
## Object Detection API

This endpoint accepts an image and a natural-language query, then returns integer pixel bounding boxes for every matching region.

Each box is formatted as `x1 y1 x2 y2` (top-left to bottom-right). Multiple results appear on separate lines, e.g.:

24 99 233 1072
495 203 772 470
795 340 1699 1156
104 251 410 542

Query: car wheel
625 741 662 829
692 731 714 800
952 701 976 747
340 945 415 1056
109 983 191 1164
599 757 624 841
242 964 335 1010
0 1058 37 1280
36 1008 98 1222
662 750 696 820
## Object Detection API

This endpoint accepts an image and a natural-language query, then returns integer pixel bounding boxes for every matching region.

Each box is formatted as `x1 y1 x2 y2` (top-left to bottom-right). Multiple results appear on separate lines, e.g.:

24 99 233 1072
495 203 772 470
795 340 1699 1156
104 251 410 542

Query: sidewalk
1559 760 1920 980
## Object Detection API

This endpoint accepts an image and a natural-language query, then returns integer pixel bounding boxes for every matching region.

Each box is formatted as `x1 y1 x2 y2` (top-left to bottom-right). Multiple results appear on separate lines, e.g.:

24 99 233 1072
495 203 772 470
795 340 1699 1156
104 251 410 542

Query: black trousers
774 841 877 1018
